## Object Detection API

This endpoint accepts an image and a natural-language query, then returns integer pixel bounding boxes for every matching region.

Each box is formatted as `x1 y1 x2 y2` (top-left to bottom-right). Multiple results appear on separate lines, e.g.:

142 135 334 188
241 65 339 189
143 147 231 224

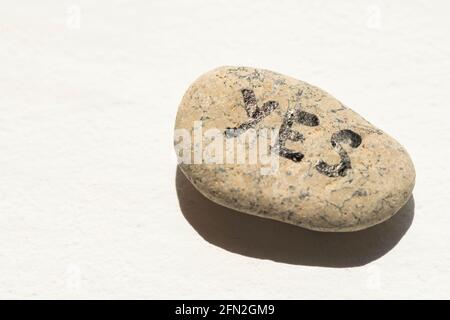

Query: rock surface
174 66 415 232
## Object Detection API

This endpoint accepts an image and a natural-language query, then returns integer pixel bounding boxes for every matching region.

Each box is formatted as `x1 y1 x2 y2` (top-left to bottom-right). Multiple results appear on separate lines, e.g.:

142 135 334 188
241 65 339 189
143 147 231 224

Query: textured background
1 0 449 299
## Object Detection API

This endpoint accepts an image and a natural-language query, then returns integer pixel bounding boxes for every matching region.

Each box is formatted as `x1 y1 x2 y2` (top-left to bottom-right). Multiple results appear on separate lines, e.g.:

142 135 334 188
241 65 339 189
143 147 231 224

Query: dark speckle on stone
353 189 368 197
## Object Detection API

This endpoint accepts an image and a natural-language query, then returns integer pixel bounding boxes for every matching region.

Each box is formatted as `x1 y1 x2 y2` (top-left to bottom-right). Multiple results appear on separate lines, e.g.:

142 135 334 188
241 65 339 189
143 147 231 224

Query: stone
174 66 415 232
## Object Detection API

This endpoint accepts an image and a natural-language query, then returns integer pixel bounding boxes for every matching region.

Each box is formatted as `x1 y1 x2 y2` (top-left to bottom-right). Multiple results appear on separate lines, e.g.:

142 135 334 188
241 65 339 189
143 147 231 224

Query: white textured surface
1 0 449 299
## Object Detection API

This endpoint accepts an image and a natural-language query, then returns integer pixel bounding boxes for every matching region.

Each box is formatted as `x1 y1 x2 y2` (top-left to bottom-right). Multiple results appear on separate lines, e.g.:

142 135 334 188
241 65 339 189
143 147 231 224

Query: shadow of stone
176 167 415 267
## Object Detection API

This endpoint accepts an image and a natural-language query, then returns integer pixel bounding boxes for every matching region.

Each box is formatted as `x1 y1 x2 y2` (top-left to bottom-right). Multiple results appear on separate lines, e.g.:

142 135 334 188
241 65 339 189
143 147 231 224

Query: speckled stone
174 66 415 232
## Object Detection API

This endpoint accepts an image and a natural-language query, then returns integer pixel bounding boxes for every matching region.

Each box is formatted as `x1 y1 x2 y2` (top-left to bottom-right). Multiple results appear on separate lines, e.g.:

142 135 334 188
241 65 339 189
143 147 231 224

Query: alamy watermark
66 5 82 30
174 121 280 175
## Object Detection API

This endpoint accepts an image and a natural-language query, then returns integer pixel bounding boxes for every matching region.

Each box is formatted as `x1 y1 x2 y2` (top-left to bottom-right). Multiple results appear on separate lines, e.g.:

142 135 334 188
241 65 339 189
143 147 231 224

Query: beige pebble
174 66 415 232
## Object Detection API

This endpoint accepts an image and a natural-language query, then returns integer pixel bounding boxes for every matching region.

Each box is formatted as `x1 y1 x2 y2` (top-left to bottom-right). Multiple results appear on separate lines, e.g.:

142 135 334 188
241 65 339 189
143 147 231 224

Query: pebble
174 66 415 232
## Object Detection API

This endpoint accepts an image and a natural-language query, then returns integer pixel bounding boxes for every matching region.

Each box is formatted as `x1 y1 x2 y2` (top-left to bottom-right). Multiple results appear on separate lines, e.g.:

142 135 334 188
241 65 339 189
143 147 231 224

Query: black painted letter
272 107 319 162
224 89 279 138
315 129 362 177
